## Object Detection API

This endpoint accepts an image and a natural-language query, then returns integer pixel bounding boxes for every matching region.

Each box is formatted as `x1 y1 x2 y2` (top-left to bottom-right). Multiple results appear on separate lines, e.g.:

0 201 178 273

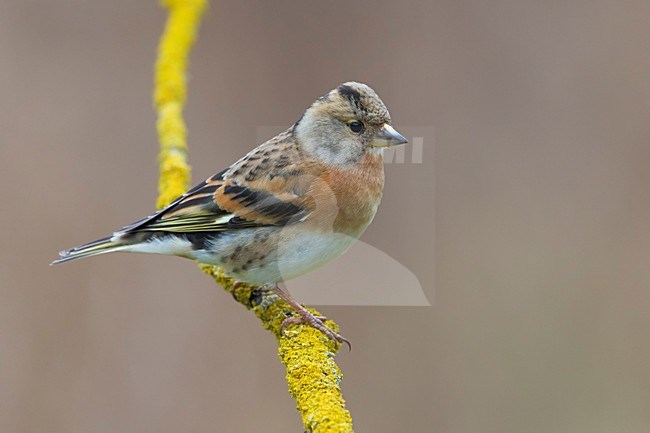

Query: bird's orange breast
321 151 385 236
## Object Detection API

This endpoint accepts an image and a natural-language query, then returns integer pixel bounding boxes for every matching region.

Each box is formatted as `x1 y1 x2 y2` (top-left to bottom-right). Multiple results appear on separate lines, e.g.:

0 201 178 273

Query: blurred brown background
1 1 649 432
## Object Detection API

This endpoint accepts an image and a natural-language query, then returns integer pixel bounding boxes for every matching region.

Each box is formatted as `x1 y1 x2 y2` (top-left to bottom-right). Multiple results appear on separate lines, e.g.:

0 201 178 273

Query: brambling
53 82 407 346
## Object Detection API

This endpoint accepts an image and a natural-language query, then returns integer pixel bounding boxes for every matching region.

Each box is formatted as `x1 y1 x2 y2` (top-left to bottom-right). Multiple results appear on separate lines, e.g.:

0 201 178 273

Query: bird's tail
51 236 128 265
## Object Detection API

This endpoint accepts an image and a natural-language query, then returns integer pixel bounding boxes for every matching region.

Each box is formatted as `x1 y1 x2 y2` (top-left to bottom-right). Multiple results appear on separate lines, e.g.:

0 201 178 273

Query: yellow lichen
154 0 207 208
155 2 353 431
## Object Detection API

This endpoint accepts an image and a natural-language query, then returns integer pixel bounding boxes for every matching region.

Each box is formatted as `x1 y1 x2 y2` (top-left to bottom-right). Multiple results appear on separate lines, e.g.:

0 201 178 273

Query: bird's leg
270 284 351 350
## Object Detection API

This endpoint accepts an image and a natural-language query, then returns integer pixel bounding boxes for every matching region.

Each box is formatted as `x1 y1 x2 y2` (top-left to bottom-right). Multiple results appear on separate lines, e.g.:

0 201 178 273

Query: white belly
194 227 361 285
273 230 359 283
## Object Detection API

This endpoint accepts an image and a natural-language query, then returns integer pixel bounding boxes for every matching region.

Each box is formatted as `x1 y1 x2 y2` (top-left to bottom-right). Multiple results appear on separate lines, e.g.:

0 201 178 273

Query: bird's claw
281 314 352 351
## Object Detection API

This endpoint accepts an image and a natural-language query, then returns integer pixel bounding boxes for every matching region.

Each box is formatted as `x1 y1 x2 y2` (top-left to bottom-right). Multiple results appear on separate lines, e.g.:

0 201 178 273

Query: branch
153 2 354 432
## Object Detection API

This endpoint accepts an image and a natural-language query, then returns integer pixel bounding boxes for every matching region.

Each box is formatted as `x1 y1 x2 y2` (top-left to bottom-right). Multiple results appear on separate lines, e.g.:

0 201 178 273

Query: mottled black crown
338 84 364 111
336 81 391 125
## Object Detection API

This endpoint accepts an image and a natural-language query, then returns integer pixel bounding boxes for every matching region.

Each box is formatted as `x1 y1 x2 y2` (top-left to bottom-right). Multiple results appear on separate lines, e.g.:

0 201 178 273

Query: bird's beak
371 124 408 147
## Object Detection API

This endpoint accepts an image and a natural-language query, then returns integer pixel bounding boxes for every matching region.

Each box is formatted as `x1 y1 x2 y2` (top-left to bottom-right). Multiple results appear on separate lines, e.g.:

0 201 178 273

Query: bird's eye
348 121 365 134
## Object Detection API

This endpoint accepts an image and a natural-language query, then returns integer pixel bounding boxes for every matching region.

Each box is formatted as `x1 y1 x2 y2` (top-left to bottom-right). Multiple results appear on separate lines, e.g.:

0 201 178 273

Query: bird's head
295 82 407 167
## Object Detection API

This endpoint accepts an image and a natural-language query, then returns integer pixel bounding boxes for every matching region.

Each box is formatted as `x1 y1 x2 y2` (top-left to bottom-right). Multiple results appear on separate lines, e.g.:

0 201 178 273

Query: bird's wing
115 135 323 235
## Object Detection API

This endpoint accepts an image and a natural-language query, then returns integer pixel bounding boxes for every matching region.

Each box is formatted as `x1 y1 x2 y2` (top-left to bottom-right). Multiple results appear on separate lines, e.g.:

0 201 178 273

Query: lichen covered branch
153 1 353 432
199 266 353 432
155 0 207 209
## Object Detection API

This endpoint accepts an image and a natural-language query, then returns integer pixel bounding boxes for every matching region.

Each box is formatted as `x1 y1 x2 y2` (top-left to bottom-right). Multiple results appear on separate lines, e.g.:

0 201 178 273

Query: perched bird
53 82 407 346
